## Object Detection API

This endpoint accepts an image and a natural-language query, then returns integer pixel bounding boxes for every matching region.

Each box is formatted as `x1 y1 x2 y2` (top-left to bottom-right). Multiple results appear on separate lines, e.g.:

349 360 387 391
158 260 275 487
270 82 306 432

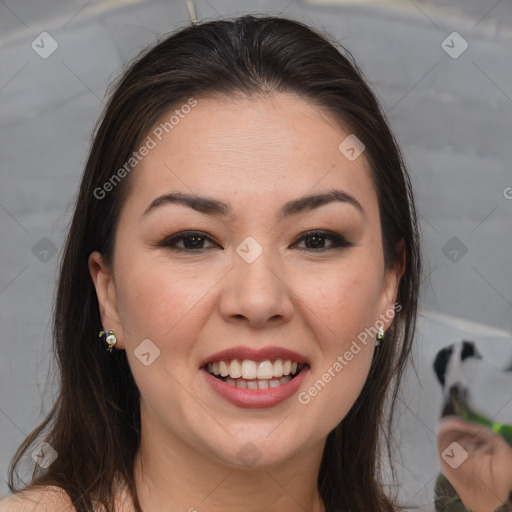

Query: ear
88 251 125 350
376 239 406 331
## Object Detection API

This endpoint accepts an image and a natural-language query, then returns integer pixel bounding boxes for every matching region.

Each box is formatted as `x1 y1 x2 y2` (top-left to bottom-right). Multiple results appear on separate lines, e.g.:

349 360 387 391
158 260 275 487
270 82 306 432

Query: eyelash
156 230 354 253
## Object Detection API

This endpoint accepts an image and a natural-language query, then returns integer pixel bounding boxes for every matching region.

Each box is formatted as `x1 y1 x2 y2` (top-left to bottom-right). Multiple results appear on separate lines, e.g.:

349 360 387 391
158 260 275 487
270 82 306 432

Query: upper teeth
206 359 303 380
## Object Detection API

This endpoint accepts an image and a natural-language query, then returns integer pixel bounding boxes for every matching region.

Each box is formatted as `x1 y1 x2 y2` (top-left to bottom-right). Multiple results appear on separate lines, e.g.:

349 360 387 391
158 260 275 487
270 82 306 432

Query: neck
132 407 326 512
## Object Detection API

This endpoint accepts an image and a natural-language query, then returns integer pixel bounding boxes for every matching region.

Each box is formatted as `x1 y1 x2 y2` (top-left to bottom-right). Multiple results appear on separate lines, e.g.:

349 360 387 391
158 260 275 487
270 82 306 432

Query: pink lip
202 366 310 409
199 346 310 368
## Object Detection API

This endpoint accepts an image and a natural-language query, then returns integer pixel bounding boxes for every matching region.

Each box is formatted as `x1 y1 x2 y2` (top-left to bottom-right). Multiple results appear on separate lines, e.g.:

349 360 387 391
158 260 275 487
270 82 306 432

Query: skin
438 415 512 512
88 93 405 512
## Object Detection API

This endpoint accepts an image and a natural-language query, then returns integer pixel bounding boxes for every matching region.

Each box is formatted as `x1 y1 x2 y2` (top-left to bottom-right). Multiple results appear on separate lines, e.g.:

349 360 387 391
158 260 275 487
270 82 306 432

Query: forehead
122 93 378 220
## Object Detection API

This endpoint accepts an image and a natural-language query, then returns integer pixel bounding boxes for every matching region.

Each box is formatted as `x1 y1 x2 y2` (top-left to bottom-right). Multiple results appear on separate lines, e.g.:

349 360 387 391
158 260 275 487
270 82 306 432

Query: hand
437 415 512 512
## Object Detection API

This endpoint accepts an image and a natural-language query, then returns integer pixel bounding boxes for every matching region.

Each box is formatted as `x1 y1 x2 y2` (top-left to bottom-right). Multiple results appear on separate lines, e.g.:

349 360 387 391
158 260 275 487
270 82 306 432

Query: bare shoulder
0 483 134 512
0 486 75 512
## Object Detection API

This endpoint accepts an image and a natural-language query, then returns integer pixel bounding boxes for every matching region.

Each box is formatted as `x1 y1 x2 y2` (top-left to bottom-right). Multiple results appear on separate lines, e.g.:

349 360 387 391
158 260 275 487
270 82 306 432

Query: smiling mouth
204 359 308 389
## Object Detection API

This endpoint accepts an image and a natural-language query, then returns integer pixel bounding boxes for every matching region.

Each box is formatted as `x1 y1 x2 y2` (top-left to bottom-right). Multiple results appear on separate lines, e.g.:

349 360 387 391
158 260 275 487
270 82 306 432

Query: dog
432 339 512 512
433 339 512 424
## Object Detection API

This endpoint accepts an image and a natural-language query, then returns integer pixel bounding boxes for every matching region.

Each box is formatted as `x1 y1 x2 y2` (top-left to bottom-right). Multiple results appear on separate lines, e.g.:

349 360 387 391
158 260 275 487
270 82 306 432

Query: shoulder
0 486 75 512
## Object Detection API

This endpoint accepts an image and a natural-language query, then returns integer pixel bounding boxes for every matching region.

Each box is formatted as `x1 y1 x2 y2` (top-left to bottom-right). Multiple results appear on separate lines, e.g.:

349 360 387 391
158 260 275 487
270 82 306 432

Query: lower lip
202 366 310 409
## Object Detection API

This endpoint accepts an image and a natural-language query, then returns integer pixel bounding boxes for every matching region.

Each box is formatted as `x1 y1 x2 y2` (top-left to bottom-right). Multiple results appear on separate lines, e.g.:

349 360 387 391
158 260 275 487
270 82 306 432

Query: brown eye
293 231 354 252
157 231 217 252
156 230 354 253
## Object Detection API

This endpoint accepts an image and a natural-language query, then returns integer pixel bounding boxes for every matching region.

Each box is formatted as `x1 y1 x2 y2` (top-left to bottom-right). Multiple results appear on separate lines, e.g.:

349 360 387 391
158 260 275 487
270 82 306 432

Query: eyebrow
140 189 365 220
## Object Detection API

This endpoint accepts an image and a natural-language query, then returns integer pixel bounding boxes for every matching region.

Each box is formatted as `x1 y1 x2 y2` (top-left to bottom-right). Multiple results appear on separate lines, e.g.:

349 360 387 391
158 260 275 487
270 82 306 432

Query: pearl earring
99 329 117 352
376 326 385 347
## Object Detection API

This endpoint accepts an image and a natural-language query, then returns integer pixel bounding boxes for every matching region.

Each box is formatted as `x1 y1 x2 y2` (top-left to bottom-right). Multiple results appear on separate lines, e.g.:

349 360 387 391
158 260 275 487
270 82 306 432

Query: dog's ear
433 344 454 387
460 340 482 361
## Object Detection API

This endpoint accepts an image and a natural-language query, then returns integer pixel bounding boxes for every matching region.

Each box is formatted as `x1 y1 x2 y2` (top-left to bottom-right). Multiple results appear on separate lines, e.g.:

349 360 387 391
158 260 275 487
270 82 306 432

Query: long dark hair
8 14 421 512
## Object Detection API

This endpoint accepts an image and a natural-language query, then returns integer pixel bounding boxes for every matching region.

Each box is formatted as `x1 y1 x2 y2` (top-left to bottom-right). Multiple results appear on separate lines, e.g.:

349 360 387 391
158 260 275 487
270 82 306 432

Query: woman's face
89 93 403 467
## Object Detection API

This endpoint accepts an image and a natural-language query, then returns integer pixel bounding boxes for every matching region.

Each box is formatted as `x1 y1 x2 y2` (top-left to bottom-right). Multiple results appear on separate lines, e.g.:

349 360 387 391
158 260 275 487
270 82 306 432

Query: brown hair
8 14 421 512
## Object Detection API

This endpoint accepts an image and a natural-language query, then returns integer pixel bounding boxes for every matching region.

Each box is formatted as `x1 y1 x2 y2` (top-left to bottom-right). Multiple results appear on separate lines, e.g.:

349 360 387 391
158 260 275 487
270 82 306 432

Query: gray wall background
1 0 511 510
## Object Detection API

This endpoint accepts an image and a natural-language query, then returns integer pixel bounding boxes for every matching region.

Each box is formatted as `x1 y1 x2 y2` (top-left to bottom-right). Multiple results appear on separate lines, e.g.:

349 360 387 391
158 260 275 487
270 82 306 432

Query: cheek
327 351 374 425
114 253 208 355
307 257 383 339
303 258 381 408
113 256 208 413
299 325 375 436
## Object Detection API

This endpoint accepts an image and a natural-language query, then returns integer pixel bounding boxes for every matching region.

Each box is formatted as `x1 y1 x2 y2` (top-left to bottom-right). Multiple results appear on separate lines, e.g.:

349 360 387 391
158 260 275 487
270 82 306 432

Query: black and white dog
433 339 512 422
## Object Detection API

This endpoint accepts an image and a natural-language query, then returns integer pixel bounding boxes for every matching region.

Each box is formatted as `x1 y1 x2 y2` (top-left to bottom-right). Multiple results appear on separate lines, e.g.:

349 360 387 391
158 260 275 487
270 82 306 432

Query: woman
2 14 421 512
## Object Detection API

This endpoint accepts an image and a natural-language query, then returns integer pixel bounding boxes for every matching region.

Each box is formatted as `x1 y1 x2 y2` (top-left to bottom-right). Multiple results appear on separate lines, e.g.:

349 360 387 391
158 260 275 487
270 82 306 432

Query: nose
218 248 294 329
